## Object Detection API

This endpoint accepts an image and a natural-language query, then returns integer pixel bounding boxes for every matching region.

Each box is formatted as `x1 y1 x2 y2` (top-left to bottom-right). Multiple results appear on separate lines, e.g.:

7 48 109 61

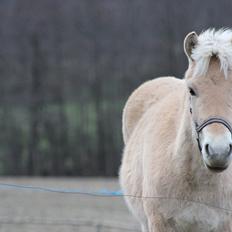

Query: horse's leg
141 222 149 232
123 196 148 232
146 213 177 232
147 214 165 232
138 216 148 232
130 202 148 232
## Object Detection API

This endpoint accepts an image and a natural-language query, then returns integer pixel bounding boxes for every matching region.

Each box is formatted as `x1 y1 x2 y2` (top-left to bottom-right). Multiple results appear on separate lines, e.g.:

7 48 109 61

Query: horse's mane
192 28 232 79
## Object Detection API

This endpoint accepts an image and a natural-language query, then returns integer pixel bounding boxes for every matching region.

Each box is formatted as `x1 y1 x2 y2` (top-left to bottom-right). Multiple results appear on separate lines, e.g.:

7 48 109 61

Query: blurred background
0 1 232 231
1 0 232 177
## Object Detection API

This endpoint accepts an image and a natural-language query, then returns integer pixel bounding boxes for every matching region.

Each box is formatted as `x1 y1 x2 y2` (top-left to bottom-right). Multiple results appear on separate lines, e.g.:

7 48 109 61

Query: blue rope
1 182 232 214
0 182 123 196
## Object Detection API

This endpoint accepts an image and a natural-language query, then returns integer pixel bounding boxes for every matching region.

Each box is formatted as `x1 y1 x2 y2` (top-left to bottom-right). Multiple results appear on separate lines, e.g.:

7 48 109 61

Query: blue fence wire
0 182 232 214
0 182 123 196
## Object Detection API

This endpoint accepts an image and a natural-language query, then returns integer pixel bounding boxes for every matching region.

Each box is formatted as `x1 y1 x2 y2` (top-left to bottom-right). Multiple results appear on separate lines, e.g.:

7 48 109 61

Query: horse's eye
189 87 196 96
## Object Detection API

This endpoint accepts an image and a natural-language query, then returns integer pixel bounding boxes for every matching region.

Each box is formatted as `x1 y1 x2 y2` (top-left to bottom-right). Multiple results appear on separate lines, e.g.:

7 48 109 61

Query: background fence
0 0 232 176
0 177 140 232
0 178 232 232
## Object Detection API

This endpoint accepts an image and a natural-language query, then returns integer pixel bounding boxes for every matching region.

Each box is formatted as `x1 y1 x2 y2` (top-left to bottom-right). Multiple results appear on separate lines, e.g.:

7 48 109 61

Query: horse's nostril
228 144 232 156
205 143 232 157
205 144 210 155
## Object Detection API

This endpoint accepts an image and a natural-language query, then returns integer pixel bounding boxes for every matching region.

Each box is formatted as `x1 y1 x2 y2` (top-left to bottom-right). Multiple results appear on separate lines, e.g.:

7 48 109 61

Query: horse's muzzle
203 143 232 172
205 163 228 172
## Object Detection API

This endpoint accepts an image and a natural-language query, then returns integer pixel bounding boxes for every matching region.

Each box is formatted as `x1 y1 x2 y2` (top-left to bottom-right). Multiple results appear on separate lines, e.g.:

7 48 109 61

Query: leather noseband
194 117 232 151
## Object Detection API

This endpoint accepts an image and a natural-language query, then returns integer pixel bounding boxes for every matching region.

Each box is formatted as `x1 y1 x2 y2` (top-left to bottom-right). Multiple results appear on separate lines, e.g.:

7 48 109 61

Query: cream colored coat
120 29 232 232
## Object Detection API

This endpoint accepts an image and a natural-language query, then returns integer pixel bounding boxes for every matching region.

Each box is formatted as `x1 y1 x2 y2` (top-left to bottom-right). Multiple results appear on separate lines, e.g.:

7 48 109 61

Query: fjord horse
120 29 232 231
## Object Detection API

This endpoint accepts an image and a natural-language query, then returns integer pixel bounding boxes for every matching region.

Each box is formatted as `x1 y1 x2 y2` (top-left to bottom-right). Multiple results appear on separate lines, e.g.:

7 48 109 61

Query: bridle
190 107 232 151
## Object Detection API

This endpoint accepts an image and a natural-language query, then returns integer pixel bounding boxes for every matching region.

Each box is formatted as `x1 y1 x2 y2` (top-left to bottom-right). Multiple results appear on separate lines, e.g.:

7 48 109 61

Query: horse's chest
166 204 229 232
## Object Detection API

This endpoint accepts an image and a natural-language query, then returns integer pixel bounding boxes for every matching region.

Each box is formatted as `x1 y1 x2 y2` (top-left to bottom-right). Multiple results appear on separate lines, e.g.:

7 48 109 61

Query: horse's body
120 29 232 232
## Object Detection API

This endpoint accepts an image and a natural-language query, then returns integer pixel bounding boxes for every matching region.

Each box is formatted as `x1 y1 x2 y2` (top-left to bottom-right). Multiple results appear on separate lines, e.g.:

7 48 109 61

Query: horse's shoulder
122 76 184 143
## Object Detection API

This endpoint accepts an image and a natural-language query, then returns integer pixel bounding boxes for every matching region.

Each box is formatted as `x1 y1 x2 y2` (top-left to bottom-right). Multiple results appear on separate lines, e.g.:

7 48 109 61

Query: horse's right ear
184 32 198 61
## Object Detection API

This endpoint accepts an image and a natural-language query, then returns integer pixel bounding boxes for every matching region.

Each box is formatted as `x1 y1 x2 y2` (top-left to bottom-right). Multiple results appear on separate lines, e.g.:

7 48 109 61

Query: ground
0 177 139 232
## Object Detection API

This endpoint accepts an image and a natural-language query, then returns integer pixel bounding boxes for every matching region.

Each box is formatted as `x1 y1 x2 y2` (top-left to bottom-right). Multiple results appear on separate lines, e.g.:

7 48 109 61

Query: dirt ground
0 177 140 232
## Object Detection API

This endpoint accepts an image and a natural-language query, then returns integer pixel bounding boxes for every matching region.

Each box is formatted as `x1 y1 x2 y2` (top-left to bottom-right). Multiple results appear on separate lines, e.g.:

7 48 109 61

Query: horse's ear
184 32 198 61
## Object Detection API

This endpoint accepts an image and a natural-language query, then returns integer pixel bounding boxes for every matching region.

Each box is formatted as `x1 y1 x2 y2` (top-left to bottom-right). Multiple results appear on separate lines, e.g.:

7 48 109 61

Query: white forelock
191 28 232 78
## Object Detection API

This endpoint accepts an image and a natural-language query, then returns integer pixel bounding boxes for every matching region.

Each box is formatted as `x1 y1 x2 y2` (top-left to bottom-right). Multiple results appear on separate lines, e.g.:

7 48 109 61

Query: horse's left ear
184 31 198 61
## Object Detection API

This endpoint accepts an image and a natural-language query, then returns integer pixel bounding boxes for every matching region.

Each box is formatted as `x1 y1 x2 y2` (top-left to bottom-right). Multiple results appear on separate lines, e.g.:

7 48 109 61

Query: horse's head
184 29 232 172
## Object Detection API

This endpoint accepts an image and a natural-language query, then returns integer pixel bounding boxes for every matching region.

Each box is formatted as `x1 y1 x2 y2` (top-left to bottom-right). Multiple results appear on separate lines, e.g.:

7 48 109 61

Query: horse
119 28 232 232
